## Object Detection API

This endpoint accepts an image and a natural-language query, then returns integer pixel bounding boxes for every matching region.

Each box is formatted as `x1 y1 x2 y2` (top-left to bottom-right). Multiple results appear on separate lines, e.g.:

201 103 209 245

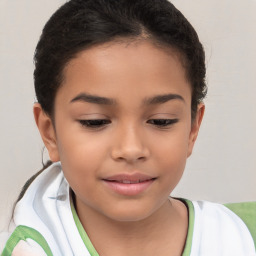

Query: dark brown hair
34 0 206 120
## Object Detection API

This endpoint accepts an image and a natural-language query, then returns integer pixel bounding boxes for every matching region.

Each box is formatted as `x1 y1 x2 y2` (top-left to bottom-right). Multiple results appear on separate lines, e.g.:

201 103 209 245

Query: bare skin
76 198 188 256
34 40 204 255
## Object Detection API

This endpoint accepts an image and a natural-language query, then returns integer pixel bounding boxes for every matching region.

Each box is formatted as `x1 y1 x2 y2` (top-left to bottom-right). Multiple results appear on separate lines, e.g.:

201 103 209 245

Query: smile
115 180 146 184
102 173 156 196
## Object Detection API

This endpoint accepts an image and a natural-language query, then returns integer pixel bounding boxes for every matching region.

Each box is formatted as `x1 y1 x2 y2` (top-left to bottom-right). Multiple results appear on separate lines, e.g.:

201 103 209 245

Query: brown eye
79 119 111 128
147 119 178 127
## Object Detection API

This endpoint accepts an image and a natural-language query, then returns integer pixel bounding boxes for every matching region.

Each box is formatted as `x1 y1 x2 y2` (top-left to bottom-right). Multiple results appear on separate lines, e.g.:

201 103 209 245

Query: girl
1 0 255 255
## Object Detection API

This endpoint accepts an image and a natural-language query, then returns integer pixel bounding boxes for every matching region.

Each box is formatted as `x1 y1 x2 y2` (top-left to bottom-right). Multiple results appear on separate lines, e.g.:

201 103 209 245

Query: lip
102 173 156 196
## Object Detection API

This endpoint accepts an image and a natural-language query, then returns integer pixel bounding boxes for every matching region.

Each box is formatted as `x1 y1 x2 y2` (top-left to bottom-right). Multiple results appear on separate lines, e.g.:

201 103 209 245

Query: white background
0 0 255 230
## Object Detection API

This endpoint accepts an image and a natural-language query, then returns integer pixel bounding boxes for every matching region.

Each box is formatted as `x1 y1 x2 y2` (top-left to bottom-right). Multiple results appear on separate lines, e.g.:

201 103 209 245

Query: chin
102 202 158 223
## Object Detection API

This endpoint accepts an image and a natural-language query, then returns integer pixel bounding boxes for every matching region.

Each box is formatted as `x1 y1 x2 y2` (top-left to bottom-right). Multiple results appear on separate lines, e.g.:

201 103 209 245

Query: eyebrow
143 94 185 105
70 93 116 105
70 92 184 106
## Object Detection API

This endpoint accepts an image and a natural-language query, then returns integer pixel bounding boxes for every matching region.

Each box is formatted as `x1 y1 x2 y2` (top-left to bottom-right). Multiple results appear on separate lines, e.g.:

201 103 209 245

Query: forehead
59 40 191 104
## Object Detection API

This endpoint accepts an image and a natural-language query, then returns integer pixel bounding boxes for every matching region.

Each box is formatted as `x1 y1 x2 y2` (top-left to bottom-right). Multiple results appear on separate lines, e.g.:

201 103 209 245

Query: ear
187 103 205 157
33 103 60 162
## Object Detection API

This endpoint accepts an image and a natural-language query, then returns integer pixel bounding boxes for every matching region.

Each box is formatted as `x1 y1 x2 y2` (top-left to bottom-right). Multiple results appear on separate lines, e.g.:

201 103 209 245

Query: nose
111 125 150 163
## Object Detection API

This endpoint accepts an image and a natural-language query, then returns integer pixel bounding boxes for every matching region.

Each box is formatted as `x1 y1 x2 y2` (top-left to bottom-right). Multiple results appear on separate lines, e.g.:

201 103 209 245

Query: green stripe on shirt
1 225 53 256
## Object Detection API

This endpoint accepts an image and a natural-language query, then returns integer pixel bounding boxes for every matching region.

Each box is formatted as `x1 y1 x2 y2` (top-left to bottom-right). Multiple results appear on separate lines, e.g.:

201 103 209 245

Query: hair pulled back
34 0 206 120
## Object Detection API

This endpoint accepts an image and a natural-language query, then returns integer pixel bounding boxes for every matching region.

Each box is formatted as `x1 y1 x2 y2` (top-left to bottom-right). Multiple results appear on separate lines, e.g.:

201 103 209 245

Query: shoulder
224 201 256 247
190 200 256 255
0 225 52 256
5 163 87 255
1 163 63 256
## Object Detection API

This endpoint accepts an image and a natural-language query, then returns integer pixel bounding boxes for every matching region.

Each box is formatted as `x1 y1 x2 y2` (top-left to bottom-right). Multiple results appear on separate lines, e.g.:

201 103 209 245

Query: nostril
110 131 150 162
111 148 149 163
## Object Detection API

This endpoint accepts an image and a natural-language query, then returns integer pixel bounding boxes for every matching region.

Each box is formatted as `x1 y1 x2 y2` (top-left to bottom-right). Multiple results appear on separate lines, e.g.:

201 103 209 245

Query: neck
74 196 188 256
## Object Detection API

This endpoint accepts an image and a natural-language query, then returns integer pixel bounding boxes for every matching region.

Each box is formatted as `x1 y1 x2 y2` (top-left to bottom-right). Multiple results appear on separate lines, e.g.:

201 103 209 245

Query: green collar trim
70 198 195 256
71 202 99 256
181 199 195 256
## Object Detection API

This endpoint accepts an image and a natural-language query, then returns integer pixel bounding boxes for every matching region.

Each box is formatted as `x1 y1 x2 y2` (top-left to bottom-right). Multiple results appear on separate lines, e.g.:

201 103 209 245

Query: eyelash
79 119 111 128
146 119 178 127
78 119 178 129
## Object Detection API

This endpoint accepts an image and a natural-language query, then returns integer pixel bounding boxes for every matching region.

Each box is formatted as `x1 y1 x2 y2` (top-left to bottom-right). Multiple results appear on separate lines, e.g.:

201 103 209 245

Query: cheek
57 126 107 164
153 130 189 184
56 130 108 191
154 128 190 162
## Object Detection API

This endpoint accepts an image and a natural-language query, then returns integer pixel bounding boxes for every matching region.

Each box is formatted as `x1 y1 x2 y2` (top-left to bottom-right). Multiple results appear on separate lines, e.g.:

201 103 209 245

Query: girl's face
36 40 204 222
